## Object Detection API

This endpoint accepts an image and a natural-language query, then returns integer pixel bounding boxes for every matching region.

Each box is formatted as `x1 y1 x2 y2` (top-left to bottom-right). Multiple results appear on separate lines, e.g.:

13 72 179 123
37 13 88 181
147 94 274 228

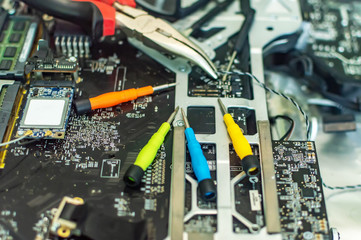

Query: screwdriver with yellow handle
218 98 260 176
74 83 177 114
124 107 179 187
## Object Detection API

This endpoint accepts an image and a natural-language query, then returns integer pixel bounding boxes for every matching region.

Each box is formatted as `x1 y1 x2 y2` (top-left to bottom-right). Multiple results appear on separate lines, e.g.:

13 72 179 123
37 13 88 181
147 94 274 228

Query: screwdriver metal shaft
75 83 177 114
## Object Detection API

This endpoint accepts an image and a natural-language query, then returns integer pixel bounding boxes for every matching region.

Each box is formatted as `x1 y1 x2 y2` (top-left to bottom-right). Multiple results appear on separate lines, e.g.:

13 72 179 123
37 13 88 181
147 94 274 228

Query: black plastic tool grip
20 0 113 39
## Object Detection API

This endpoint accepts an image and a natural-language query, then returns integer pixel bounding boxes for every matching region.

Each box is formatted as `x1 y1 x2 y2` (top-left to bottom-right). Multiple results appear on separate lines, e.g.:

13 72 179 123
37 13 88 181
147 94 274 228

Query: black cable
270 115 295 141
224 70 311 140
322 178 361 191
189 0 234 37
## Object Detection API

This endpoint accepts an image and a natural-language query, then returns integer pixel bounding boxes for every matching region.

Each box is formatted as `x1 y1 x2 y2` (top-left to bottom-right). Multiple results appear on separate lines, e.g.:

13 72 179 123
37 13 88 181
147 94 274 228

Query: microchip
302 188 315 199
0 60 12 70
17 87 74 139
187 106 215 134
13 21 26 31
9 33 21 43
20 98 68 129
4 47 17 58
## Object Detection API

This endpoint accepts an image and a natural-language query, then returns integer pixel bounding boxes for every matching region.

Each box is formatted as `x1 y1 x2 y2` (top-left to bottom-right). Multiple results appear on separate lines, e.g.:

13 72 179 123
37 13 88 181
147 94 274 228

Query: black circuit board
0 40 175 240
302 0 361 82
272 141 330 240
230 145 264 233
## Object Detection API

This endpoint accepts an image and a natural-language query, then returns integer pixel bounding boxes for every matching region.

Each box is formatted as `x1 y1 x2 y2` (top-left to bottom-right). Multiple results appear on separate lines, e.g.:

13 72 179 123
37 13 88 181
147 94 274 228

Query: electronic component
25 40 79 77
323 114 356 133
0 14 38 79
303 0 361 82
54 35 91 58
273 141 330 239
188 70 253 99
187 106 215 134
16 86 74 139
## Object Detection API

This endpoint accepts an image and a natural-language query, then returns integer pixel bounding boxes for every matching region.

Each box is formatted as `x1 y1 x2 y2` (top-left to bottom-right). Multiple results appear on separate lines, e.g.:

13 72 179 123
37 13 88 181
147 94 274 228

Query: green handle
134 122 170 170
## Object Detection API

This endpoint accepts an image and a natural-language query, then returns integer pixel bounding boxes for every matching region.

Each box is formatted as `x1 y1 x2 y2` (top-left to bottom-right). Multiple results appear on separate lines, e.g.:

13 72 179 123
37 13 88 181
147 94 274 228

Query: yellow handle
224 114 253 159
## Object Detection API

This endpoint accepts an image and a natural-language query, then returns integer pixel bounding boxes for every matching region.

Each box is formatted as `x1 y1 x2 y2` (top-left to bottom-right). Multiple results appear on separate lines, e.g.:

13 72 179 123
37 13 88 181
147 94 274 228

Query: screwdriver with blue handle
218 98 260 177
124 106 179 187
181 108 216 201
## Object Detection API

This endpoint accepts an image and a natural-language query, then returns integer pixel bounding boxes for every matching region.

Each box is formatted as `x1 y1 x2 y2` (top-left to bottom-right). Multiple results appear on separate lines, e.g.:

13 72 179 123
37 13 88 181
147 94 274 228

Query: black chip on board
302 188 315 199
13 21 25 31
187 106 215 134
0 60 12 70
4 47 16 57
9 33 21 43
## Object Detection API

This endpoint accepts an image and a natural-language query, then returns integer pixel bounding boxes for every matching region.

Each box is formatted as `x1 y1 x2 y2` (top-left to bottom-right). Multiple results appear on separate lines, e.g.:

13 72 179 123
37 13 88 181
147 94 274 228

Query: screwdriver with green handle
124 107 179 187
217 98 260 176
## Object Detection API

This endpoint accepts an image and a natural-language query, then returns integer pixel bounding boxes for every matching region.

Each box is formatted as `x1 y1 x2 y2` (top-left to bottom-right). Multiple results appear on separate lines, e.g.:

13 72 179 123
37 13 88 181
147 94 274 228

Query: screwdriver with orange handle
74 83 177 114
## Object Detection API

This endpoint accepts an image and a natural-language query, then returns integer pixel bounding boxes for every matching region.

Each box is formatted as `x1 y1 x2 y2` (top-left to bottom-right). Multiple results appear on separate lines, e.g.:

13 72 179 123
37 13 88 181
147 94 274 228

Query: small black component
323 114 356 133
0 60 12 70
228 107 257 135
231 77 242 96
30 80 76 88
32 88 39 96
241 155 260 176
25 40 78 75
74 98 92 114
9 33 21 43
198 178 217 201
302 188 315 199
123 164 144 187
3 47 17 57
13 21 26 31
0 33 4 42
187 106 215 134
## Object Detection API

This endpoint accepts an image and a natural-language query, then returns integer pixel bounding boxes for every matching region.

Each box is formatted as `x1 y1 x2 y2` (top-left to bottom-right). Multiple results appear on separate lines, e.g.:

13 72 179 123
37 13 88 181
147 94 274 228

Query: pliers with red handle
21 0 218 79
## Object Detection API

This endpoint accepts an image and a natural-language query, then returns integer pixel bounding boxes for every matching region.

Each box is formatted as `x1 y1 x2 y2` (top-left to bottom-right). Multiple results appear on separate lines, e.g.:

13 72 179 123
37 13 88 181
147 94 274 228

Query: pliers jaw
114 3 218 79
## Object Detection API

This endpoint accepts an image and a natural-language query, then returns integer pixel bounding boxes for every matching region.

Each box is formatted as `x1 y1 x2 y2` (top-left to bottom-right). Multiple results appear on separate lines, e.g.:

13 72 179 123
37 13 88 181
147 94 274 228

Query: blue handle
185 128 211 182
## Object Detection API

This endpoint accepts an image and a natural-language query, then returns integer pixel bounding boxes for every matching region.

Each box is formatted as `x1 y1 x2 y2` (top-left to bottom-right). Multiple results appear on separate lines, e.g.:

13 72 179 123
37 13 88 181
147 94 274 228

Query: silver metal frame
131 0 302 238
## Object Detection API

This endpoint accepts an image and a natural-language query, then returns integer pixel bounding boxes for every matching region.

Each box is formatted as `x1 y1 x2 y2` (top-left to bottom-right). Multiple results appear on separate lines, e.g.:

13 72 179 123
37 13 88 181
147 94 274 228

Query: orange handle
89 86 154 110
